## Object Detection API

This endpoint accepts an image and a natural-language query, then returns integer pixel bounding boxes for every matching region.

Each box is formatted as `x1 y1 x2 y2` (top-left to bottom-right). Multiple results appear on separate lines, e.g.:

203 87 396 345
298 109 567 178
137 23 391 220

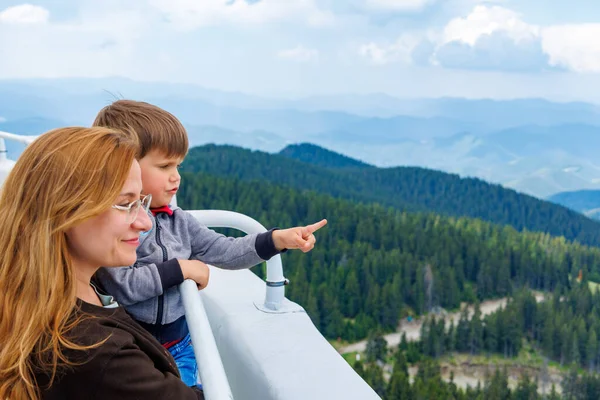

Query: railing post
0 138 16 187
0 132 37 188
0 138 7 162
186 210 293 312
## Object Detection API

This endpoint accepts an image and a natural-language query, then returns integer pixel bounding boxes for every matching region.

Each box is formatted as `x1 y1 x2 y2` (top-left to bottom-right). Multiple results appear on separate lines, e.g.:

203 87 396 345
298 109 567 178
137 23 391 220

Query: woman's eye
118 203 130 208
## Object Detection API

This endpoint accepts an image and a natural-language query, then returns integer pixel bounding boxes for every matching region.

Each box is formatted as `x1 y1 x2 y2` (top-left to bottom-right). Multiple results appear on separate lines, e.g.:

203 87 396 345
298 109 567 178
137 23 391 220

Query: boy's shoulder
145 207 204 237
169 206 196 223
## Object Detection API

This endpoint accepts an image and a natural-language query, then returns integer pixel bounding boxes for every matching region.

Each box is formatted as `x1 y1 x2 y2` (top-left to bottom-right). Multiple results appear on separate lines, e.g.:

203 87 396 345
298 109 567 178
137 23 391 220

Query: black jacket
35 300 204 399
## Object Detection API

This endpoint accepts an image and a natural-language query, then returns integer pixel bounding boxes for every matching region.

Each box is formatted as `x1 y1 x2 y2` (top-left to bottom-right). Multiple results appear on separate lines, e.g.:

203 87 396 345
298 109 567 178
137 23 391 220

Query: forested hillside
278 143 372 169
181 144 600 247
178 171 600 341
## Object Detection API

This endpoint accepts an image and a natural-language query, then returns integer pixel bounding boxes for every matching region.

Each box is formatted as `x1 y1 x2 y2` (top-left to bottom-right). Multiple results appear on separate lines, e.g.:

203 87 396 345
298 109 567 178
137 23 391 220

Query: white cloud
359 35 420 65
542 24 600 73
0 4 158 80
438 5 600 73
442 5 538 46
0 4 49 24
277 46 319 62
435 31 550 72
364 0 432 11
359 43 386 64
357 5 543 69
410 5 550 72
149 0 335 30
2 0 600 101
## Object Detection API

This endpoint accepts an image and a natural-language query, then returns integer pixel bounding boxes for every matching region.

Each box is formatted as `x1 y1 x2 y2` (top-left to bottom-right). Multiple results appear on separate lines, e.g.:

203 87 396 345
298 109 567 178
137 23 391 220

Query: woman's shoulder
73 300 177 371
44 302 199 399
62 302 139 367
36 308 135 398
38 302 200 399
72 301 137 343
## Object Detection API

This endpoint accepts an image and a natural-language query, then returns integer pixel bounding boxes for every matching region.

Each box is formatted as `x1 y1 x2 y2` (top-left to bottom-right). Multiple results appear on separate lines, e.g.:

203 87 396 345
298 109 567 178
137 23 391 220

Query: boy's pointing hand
272 219 328 253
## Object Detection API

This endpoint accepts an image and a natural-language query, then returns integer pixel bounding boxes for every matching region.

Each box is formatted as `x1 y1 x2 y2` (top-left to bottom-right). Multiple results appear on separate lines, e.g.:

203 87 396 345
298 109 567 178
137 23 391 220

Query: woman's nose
133 208 152 231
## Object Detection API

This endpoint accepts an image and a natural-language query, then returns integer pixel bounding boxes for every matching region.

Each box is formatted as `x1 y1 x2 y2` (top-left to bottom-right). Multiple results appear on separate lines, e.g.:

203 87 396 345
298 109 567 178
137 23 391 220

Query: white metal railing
0 131 38 145
181 211 288 400
187 210 287 311
180 280 233 400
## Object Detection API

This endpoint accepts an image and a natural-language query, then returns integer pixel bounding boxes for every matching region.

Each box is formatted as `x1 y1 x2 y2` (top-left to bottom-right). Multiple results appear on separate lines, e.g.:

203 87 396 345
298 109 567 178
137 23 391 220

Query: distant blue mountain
481 124 600 159
0 116 65 135
290 95 600 126
317 115 485 144
3 78 600 133
3 77 600 197
549 190 600 219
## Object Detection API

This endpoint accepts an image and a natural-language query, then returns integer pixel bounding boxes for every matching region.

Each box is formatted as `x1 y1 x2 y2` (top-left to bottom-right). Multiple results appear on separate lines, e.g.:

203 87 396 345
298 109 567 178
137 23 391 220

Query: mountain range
549 189 600 219
181 143 600 247
2 77 600 198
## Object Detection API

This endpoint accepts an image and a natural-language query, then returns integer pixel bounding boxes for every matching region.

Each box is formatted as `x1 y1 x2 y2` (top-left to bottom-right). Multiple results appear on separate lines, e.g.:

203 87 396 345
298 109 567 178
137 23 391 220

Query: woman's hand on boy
179 259 210 290
272 219 327 253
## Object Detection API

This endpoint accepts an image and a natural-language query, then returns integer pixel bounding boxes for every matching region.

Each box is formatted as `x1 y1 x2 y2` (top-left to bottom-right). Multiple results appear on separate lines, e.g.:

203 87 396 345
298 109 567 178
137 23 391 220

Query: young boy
92 100 327 388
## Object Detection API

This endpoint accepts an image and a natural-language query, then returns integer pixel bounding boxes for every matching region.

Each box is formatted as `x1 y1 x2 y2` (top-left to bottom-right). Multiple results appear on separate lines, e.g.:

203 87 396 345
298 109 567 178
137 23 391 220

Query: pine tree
304 289 321 330
547 384 560 400
343 270 361 318
446 320 456 353
366 332 388 363
513 373 539 400
456 307 470 353
562 365 579 400
587 329 598 371
484 367 510 400
386 368 412 400
392 348 409 375
353 359 366 380
571 333 581 367
469 302 484 355
365 362 386 398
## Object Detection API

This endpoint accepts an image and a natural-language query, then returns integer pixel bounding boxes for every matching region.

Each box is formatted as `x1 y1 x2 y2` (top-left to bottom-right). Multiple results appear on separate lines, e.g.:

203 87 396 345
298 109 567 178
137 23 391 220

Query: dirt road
339 293 545 354
409 360 563 394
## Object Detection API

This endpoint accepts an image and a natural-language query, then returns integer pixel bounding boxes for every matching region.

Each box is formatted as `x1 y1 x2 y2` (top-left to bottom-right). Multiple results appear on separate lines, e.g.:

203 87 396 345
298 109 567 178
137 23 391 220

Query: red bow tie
150 205 173 216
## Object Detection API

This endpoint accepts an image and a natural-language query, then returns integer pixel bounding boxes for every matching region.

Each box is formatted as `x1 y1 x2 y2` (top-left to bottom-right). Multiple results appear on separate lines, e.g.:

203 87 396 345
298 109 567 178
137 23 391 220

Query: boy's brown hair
93 100 188 159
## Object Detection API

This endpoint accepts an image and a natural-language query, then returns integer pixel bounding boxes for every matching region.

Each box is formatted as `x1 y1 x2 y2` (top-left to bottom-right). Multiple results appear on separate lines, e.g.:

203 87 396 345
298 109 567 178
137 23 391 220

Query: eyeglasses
112 194 152 224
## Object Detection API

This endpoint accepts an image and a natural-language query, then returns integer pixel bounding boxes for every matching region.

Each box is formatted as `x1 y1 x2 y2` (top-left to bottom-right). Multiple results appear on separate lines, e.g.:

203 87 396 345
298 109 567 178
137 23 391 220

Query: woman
0 127 204 399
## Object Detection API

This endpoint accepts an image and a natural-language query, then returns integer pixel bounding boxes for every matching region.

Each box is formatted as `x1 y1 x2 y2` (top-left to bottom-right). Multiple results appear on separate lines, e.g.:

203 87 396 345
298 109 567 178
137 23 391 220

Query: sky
1 0 600 101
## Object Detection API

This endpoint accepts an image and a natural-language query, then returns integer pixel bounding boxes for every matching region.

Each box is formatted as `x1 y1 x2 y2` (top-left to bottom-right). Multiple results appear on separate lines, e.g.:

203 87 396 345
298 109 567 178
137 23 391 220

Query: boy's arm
184 212 281 270
94 260 184 306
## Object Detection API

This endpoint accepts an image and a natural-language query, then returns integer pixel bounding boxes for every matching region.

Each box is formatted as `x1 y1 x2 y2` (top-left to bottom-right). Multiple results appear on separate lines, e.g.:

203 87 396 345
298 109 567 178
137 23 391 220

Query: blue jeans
167 333 201 387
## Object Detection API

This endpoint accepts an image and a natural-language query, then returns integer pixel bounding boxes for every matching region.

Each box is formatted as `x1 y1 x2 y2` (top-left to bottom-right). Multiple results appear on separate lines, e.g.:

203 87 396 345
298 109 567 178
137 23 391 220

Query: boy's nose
170 169 180 182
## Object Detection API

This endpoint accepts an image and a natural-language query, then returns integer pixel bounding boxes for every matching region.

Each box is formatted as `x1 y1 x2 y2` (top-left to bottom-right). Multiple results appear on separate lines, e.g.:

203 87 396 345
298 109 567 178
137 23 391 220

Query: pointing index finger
305 219 327 235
